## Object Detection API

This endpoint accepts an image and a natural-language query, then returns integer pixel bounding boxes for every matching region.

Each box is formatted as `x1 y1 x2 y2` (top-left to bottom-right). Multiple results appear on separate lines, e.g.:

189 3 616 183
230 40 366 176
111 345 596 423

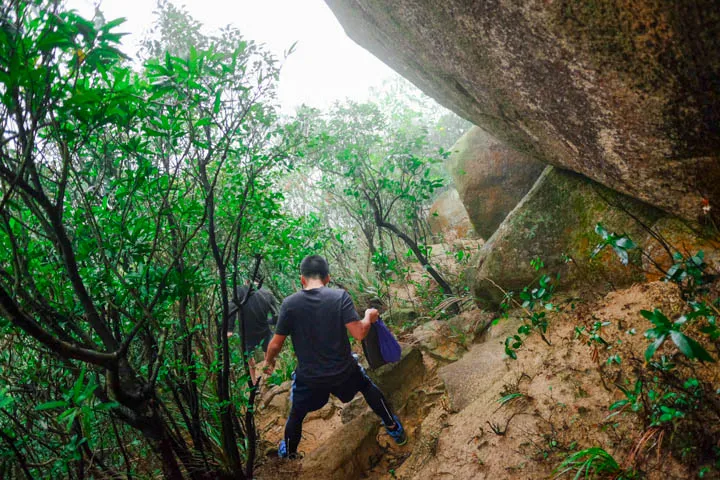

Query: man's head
300 255 330 287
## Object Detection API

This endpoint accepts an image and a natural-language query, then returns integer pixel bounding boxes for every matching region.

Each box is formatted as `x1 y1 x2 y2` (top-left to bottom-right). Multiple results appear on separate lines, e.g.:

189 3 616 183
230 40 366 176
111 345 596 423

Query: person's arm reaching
346 308 379 341
264 300 291 374
263 334 286 373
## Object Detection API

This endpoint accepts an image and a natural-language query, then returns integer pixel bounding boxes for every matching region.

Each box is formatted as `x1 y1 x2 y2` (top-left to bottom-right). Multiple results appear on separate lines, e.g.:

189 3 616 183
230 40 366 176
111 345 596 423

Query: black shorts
290 363 372 414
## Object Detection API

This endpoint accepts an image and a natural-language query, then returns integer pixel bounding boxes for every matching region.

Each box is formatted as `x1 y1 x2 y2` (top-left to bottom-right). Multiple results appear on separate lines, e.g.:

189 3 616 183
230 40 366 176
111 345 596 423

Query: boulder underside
325 0 720 223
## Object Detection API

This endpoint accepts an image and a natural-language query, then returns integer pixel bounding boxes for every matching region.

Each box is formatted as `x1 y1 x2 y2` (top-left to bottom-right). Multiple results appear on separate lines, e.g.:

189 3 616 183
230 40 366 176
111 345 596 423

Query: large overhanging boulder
470 167 664 308
324 0 720 222
446 126 545 239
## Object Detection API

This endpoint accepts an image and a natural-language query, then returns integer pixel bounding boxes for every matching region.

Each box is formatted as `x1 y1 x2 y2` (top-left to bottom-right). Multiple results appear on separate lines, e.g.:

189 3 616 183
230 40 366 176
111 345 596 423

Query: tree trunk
198 163 243 474
155 435 184 480
376 219 454 297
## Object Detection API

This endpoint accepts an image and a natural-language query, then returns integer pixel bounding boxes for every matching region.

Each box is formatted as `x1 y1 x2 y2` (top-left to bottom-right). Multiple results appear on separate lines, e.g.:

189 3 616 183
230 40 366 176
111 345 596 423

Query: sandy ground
255 281 715 479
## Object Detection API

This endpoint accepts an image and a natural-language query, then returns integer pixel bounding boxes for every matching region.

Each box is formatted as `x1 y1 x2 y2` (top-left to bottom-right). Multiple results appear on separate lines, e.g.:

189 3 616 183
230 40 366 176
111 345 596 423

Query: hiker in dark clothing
228 281 279 384
263 255 406 459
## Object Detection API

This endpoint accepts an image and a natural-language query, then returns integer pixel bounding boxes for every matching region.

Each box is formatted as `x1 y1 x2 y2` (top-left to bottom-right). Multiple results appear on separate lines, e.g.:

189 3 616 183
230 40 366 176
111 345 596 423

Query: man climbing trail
228 279 279 384
263 255 407 459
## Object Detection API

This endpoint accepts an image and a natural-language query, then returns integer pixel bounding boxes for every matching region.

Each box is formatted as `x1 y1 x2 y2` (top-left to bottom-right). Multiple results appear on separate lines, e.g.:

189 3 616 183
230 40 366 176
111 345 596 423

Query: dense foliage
0 2 335 478
294 100 454 297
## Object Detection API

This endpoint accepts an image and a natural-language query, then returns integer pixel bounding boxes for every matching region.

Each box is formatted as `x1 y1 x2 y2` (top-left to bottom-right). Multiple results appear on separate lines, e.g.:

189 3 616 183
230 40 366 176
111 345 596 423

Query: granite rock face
325 0 720 222
470 167 664 307
412 320 466 362
427 187 474 240
446 127 545 239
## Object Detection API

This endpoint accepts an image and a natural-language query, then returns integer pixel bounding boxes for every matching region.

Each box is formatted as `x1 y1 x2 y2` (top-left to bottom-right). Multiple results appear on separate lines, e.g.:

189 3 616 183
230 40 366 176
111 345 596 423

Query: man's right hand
262 361 275 375
365 308 379 323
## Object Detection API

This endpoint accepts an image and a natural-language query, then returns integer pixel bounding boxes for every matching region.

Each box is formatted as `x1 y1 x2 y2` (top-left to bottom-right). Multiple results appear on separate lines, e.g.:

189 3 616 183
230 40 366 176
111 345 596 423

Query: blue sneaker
384 415 407 446
278 440 303 460
278 439 288 458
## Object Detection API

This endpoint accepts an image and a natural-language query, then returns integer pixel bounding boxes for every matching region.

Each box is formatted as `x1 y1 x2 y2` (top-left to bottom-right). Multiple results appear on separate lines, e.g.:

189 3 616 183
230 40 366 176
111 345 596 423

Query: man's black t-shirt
275 287 360 384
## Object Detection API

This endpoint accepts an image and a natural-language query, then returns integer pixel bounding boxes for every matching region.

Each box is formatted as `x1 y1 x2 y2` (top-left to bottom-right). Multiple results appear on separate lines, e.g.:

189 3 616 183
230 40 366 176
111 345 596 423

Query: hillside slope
257 280 719 479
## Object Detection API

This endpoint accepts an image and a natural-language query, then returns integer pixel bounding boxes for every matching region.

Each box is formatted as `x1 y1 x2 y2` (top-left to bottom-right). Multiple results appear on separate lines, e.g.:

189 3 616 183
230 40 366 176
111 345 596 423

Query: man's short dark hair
300 255 330 279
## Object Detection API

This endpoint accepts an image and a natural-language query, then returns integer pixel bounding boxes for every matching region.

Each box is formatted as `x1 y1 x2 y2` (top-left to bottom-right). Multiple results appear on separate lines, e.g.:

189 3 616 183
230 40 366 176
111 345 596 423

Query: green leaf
95 401 120 411
498 393 524 405
614 236 636 250
595 223 609 240
100 17 128 33
194 117 212 127
213 90 222 114
669 331 714 362
641 309 671 329
37 31 73 51
612 246 629 265
72 367 86 400
645 335 666 361
36 400 67 411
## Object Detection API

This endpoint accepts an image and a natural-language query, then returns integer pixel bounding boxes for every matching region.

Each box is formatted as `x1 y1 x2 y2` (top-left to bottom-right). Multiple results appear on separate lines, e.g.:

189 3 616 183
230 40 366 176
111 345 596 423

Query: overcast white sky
66 0 398 111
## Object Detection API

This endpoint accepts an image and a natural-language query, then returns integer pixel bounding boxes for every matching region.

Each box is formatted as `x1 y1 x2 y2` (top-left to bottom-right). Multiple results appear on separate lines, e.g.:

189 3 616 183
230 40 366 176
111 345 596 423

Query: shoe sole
386 431 408 446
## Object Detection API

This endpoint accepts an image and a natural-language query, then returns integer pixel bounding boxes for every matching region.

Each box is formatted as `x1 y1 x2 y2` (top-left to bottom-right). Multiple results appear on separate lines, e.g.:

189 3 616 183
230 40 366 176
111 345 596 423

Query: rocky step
256 347 430 479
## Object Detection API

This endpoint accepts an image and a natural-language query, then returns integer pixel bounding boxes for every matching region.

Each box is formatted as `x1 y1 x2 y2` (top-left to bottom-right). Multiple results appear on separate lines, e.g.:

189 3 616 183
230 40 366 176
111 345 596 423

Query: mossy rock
642 217 720 282
470 166 664 307
428 187 474 239
383 308 418 326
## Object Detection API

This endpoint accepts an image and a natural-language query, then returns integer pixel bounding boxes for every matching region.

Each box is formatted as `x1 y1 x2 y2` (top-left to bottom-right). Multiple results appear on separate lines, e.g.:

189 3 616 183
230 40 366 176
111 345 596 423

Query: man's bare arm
346 308 379 341
263 334 287 372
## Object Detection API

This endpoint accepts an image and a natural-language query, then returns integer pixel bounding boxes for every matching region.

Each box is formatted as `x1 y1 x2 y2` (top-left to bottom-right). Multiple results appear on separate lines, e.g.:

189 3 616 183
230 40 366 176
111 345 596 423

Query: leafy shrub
553 447 630 479
641 309 714 362
497 260 560 359
592 224 637 265
265 347 297 387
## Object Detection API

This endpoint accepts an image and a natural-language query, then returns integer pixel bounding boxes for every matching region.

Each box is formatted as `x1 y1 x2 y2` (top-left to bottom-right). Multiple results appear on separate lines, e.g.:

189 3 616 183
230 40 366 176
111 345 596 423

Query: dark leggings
284 381 396 455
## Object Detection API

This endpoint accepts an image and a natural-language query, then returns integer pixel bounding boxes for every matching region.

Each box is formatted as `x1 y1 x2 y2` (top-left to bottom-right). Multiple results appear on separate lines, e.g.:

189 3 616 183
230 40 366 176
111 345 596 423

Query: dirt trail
389 239 483 305
256 281 702 479
254 348 439 479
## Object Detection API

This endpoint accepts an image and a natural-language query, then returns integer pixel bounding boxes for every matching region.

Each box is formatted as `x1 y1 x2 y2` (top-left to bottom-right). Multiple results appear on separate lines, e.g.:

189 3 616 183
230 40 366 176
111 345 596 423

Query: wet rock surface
412 311 493 362
413 320 466 362
427 187 474 240
642 216 720 282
